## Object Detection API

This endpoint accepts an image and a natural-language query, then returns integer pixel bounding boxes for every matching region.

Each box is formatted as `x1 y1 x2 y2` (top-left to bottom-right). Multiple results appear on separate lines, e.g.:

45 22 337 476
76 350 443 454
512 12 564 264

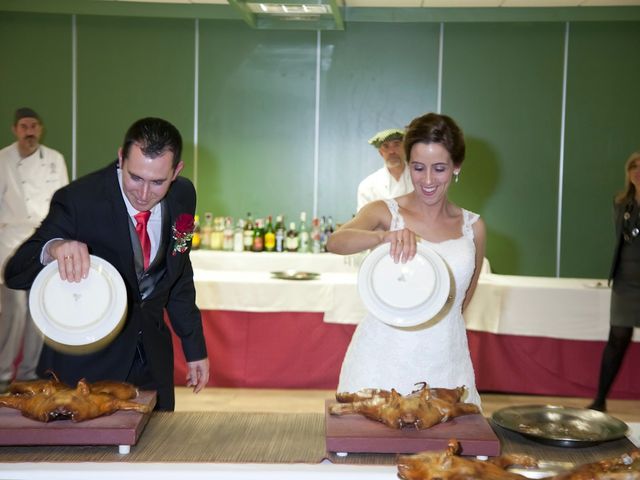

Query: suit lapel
162 189 179 282
104 164 140 295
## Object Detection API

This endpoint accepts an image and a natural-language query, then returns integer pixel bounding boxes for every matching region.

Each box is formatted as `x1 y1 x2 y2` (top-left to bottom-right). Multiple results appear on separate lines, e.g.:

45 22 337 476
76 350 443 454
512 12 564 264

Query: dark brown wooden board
0 390 156 446
325 400 500 456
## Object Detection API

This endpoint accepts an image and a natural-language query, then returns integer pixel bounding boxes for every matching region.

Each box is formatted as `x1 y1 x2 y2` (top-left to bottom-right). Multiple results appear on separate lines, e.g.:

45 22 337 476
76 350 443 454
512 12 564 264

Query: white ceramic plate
29 255 127 353
357 243 451 327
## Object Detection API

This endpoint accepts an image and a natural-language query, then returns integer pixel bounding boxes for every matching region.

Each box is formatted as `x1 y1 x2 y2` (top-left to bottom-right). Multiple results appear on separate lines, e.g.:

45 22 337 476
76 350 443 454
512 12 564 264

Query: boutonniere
172 213 195 255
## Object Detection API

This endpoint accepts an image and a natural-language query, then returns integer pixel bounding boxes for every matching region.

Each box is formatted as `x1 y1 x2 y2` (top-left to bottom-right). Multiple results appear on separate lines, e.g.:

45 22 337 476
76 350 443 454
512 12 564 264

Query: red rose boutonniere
172 213 195 255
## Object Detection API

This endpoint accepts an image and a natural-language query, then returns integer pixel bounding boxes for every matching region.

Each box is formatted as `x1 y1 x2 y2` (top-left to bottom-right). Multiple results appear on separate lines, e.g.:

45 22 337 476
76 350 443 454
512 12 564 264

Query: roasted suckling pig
330 383 480 429
0 374 150 422
552 449 640 480
397 440 640 480
398 440 539 480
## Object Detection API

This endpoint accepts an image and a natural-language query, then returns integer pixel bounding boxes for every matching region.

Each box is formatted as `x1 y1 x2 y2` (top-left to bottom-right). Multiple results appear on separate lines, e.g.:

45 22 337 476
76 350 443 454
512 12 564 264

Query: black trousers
126 343 174 411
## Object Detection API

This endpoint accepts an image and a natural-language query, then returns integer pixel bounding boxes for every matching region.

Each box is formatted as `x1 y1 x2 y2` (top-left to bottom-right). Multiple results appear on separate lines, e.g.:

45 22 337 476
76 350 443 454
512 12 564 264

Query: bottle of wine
252 218 265 252
298 211 310 253
243 212 254 252
264 215 276 252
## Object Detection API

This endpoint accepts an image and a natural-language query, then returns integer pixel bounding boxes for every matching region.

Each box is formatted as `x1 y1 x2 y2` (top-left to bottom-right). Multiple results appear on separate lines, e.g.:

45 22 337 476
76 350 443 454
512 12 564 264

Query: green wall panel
198 20 316 224
76 15 195 178
319 23 440 223
442 23 565 275
0 12 72 171
2 8 639 278
561 22 640 279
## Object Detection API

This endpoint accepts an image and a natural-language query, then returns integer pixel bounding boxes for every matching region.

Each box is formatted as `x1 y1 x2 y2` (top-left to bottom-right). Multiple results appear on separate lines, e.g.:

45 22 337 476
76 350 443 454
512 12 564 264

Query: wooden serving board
325 400 500 456
0 390 156 446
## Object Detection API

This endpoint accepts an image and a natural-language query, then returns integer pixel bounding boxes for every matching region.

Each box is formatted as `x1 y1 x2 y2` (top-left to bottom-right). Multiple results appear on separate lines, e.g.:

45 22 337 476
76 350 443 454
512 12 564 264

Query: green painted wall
0 12 72 172
198 20 316 224
319 23 440 223
443 22 565 275
562 22 640 279
1 8 639 278
76 15 195 178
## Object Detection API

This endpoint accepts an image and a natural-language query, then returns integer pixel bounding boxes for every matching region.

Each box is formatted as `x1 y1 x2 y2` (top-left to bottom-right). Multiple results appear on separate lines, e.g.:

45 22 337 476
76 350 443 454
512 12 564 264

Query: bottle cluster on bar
191 212 335 253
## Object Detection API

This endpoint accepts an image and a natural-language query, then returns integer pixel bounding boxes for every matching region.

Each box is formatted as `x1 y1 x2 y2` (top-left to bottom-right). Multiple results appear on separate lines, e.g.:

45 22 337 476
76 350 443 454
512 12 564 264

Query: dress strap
383 198 405 231
462 209 480 239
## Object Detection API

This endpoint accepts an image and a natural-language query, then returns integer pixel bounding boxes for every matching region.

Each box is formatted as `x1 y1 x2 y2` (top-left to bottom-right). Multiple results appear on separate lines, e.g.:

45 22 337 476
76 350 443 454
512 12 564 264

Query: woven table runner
0 412 326 463
0 412 634 465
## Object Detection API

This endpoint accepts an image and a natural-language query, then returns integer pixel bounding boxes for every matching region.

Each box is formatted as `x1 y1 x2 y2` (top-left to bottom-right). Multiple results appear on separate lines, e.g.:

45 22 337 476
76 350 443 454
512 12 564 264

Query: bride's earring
454 171 460 183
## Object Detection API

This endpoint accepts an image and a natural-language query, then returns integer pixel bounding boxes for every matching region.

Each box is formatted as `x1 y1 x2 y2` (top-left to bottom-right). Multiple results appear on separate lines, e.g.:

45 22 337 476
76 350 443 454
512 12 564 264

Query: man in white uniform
356 128 414 211
0 108 68 393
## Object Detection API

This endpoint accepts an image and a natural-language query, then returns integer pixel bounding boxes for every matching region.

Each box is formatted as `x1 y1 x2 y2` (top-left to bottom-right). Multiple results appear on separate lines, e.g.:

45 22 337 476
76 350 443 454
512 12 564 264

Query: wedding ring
64 255 72 260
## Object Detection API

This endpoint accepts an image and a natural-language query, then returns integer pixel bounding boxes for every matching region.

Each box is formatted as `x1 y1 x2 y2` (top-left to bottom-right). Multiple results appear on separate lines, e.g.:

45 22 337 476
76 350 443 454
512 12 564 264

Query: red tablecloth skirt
170 310 639 399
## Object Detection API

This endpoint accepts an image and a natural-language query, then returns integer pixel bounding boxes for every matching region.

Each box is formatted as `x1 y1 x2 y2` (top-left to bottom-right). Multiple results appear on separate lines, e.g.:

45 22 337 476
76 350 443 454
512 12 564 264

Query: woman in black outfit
589 151 640 412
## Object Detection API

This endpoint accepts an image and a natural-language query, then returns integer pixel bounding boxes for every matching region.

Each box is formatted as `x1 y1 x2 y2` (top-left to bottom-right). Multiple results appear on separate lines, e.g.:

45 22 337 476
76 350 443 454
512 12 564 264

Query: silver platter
270 270 320 281
492 405 628 447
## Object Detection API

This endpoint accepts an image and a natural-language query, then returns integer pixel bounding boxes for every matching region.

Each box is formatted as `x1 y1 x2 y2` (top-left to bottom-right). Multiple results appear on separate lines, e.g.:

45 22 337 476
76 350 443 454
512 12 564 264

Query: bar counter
168 251 639 398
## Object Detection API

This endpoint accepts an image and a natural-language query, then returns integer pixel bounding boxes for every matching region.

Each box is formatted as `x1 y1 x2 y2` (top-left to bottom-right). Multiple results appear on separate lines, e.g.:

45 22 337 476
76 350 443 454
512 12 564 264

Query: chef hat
14 107 41 125
368 128 404 148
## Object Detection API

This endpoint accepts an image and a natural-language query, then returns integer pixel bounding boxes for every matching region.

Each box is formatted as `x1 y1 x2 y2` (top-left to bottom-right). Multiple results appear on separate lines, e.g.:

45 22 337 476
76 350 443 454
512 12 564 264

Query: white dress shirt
356 165 414 211
0 143 68 278
117 168 162 265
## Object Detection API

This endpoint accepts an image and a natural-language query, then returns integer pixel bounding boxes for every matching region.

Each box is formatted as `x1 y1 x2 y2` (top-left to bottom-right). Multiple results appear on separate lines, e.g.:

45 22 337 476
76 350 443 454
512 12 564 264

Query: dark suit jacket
608 200 627 283
4 163 207 410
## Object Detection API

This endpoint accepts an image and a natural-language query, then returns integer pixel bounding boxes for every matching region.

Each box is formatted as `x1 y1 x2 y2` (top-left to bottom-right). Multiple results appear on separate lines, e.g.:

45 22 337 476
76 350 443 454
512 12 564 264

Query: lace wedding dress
337 198 482 406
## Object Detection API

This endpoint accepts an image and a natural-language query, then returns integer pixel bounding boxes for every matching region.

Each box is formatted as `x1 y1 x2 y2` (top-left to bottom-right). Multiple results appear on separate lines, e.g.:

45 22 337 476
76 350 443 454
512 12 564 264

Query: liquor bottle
323 215 334 252
319 216 326 252
222 216 234 251
311 217 322 254
252 218 265 252
201 212 213 250
243 212 254 252
274 214 285 253
210 216 224 250
285 221 299 252
191 214 202 250
264 215 276 252
298 211 310 253
233 218 244 252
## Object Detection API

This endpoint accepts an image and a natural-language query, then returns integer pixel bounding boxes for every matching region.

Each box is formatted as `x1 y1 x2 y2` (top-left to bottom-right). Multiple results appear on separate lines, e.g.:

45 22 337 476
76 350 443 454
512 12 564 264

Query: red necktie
134 210 152 270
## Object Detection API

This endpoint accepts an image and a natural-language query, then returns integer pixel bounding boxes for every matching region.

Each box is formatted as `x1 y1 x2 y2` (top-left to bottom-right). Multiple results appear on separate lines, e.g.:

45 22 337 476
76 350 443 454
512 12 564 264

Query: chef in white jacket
356 128 414 211
0 108 68 393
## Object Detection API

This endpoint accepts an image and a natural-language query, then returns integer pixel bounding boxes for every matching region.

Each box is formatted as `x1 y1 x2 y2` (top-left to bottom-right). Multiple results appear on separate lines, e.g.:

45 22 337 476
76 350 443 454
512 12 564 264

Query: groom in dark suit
3 117 209 410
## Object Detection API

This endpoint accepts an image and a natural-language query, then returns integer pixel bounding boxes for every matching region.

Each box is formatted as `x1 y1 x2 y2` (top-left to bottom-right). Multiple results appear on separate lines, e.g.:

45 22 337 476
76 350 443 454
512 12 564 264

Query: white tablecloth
0 462 396 480
191 251 637 342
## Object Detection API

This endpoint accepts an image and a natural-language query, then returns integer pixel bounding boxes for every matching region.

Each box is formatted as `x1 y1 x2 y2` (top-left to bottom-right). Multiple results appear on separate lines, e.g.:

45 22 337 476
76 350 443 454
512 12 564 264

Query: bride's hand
383 228 417 264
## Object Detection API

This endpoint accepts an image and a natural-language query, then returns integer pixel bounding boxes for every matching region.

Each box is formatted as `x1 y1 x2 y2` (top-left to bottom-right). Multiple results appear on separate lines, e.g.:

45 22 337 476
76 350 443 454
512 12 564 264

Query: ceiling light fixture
229 0 343 29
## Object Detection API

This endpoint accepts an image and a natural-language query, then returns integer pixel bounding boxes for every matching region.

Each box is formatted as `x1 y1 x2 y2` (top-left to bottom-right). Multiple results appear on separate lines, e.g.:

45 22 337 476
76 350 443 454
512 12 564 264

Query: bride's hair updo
403 113 465 167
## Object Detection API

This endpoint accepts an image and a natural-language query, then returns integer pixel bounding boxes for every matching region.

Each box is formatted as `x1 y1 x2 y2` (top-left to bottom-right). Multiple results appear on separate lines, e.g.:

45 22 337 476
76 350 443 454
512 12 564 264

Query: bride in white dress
327 112 486 407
